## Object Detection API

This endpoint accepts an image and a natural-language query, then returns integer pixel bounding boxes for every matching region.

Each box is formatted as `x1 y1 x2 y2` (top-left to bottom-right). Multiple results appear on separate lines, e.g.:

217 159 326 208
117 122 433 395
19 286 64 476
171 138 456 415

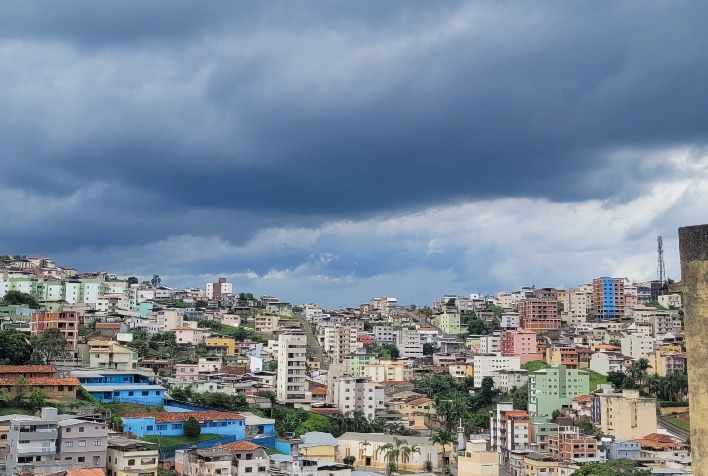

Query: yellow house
523 453 578 476
458 440 498 476
205 336 236 356
300 431 339 460
107 438 158 476
88 339 138 370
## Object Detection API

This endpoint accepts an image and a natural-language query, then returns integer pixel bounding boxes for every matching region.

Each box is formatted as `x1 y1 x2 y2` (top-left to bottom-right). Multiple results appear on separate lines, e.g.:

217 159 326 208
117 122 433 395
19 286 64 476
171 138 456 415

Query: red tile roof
0 377 80 386
95 323 121 329
219 441 262 451
407 397 432 406
573 395 591 403
124 411 244 423
0 365 58 374
311 407 340 415
382 381 411 386
66 469 106 476
311 388 327 396
633 433 688 449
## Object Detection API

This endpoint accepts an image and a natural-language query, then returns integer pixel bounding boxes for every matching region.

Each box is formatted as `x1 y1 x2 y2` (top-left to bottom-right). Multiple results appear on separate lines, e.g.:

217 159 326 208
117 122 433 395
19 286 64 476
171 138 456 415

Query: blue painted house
72 369 166 406
122 411 246 439
240 411 276 448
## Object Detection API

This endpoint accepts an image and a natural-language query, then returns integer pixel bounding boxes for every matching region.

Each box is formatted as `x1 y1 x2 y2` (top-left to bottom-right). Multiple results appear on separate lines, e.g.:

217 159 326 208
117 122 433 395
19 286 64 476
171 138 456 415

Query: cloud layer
2 1 708 307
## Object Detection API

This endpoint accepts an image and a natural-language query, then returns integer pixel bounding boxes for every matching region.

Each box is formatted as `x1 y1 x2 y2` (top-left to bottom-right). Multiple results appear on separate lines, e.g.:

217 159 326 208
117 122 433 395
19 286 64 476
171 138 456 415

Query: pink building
518 299 561 331
500 329 542 364
175 327 206 345
174 363 200 381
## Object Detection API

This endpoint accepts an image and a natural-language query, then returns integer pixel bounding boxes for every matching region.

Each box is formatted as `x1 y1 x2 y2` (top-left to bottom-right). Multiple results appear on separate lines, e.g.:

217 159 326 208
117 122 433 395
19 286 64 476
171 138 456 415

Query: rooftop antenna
657 234 666 284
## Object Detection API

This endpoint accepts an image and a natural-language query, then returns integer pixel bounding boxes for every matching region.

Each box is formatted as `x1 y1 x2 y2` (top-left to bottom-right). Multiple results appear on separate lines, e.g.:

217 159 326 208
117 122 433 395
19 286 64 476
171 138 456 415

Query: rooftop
123 410 244 423
0 365 57 373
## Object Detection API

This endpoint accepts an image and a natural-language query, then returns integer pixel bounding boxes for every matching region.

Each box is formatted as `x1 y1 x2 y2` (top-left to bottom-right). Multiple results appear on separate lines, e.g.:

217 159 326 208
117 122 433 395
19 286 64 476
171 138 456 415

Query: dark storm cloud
1 0 708 254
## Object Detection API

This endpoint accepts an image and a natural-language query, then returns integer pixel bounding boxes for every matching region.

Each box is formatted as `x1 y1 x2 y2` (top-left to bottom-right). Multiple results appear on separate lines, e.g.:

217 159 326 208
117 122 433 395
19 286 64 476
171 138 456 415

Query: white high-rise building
333 376 381 420
277 331 312 409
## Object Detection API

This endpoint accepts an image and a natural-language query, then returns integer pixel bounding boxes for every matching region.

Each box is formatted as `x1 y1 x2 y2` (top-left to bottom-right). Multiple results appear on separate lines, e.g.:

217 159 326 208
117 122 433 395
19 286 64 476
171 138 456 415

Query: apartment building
205 337 236 356
394 328 424 358
434 310 465 335
545 347 579 369
490 403 530 470
31 311 80 349
323 326 359 365
206 278 232 300
592 277 625 319
518 299 560 332
277 331 312 408
500 312 520 329
254 314 279 334
360 361 408 383
591 386 658 440
548 426 597 461
87 340 138 370
493 369 529 393
57 418 108 468
500 330 541 364
620 334 655 360
6 407 59 476
657 293 682 309
473 355 521 388
333 377 380 420
647 349 686 376
154 309 183 332
528 365 589 419
629 307 681 337
480 333 501 354
563 286 592 325
107 437 158 476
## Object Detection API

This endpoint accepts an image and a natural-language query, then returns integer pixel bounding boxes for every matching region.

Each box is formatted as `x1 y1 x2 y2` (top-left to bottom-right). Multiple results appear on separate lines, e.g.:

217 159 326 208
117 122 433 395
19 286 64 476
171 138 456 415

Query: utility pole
657 234 666 284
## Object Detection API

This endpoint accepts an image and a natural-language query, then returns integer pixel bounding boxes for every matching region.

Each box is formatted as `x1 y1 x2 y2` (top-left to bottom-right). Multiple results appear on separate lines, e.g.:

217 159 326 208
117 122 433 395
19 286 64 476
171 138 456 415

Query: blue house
122 411 246 439
240 411 276 448
71 370 166 406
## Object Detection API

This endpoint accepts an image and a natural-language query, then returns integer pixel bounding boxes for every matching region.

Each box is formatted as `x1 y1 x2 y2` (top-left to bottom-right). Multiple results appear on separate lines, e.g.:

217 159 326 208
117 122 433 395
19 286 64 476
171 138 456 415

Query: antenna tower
657 234 666 284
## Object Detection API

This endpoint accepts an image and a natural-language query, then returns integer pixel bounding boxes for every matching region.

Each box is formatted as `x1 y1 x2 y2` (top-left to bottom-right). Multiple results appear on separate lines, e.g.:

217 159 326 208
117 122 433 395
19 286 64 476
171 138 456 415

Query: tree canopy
571 459 651 476
0 329 32 365
31 328 68 364
1 290 39 309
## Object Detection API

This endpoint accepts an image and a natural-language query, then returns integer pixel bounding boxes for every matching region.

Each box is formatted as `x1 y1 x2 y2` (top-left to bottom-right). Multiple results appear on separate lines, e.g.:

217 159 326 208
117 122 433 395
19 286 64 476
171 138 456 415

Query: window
245 468 253 473
93 456 100 465
142 391 149 396
147 426 154 431
65 441 73 447
65 428 71 433
93 440 102 446
129 391 134 396
128 459 136 466
78 441 86 447
78 457 85 463
79 427 84 433
157 425 167 431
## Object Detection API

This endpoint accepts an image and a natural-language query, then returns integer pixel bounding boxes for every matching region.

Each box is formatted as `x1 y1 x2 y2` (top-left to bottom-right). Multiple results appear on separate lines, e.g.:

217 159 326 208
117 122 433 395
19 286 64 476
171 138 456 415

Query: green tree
0 329 32 365
363 321 373 332
343 456 356 466
127 339 149 358
477 377 497 406
511 385 529 411
423 343 435 356
184 416 201 437
31 328 68 364
127 276 139 285
570 459 651 475
1 290 39 308
551 409 561 422
27 390 46 412
467 318 488 335
423 460 433 472
430 429 455 465
151 275 161 288
376 437 419 476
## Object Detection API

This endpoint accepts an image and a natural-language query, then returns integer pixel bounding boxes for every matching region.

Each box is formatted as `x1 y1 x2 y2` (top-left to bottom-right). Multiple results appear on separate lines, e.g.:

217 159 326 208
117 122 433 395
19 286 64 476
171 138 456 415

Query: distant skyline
2 1 707 308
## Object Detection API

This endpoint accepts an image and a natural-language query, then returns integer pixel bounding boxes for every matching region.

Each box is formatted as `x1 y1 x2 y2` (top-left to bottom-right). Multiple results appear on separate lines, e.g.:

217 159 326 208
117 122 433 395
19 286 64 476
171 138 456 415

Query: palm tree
646 374 662 398
360 439 371 470
430 428 455 466
348 410 371 433
401 443 421 468
377 437 417 476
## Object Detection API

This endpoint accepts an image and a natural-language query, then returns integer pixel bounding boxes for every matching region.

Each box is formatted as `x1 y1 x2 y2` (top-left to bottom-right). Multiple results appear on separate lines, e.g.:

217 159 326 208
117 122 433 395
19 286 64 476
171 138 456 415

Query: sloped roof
301 431 339 448
124 411 244 423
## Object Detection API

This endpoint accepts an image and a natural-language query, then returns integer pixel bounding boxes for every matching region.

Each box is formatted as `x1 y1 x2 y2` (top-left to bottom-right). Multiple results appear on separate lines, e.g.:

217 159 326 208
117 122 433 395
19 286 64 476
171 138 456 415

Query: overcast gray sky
2 1 707 307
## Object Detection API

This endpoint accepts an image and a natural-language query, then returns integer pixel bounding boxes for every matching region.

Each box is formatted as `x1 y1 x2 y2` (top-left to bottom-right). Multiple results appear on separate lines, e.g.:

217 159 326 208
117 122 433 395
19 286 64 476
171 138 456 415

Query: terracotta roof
0 377 80 386
503 410 529 417
311 388 327 395
311 407 340 415
595 344 620 350
633 433 688 449
123 411 244 423
382 381 411 386
95 323 121 329
66 469 106 476
573 395 591 403
0 365 57 374
409 424 428 430
222 366 248 375
407 397 432 406
219 441 262 451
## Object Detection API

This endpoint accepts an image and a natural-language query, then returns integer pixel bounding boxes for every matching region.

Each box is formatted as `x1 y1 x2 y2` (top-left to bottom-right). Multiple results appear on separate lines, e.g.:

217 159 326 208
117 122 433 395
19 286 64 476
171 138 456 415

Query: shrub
184 416 201 437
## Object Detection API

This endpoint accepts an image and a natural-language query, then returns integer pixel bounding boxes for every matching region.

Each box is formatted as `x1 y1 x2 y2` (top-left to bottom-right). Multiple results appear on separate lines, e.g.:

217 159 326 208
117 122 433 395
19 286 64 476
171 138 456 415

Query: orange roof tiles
407 397 432 406
0 377 80 386
0 365 58 374
66 469 105 476
311 408 340 415
633 433 688 449
95 323 121 329
573 395 591 403
382 381 411 386
311 388 327 396
124 411 244 423
219 441 262 451
595 344 620 350
504 410 529 417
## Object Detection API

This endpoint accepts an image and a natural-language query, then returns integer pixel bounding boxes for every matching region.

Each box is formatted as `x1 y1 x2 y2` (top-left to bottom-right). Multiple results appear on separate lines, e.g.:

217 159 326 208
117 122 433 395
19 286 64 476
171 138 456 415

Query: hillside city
0 255 690 476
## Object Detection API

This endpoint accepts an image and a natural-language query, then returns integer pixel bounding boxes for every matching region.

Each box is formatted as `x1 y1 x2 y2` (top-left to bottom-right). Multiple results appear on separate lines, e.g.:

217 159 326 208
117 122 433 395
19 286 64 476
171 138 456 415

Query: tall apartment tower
277 331 312 409
518 298 560 331
206 277 232 300
592 277 625 319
